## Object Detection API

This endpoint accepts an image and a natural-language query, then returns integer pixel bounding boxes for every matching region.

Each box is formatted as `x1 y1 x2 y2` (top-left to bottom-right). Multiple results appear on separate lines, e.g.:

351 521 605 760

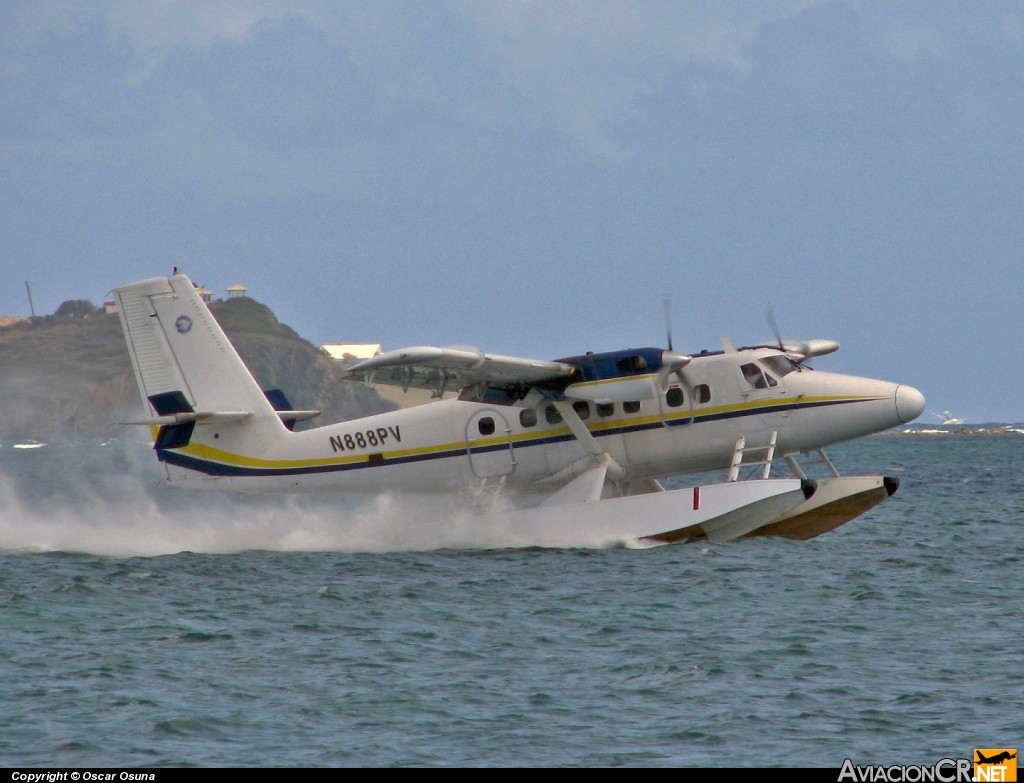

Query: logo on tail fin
175 315 193 334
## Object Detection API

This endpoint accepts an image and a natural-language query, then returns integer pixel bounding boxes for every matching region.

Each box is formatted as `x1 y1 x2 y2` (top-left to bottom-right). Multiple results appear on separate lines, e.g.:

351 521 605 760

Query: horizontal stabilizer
276 409 321 423
123 409 319 426
262 389 320 429
122 411 253 426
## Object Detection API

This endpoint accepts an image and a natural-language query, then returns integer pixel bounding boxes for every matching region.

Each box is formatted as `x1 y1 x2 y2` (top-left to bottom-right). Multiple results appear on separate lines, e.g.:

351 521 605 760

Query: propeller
663 294 674 352
766 302 802 370
659 294 692 391
764 304 839 367
766 303 784 352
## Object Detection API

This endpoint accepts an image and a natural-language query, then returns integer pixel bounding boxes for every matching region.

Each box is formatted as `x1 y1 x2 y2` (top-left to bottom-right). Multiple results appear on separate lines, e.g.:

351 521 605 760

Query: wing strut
551 399 627 490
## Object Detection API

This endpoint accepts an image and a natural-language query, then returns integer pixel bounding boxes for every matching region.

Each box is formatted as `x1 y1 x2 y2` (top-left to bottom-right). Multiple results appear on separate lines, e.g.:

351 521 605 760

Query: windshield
760 355 800 378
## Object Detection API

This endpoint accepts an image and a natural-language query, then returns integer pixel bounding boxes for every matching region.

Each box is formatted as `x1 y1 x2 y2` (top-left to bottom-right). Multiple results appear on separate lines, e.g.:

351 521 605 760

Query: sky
2 1 1022 422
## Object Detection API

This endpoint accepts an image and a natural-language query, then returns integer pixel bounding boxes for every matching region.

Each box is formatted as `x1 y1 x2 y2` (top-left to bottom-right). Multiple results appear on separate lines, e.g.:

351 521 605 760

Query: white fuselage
157 346 924 497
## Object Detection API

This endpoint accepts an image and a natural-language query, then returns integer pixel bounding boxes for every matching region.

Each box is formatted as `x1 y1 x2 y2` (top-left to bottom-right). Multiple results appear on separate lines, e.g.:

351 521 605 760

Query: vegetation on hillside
0 297 394 439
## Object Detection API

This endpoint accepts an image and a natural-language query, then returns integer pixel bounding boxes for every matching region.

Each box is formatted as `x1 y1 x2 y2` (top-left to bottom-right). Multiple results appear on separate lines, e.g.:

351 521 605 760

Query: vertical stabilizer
115 273 287 470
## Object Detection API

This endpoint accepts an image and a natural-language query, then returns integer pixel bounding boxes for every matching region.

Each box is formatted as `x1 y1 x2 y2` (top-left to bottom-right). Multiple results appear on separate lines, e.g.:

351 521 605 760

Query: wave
0 438 634 557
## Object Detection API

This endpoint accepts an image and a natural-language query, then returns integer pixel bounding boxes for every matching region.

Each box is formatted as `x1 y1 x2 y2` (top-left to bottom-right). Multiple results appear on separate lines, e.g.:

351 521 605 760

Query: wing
344 345 575 396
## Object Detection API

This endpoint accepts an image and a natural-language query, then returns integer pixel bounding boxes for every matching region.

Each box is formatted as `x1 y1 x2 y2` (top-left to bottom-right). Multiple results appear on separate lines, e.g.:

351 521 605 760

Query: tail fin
115 273 288 472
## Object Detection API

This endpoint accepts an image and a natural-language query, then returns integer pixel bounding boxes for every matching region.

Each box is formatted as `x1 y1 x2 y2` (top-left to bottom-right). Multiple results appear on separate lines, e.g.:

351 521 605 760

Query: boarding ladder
728 433 841 482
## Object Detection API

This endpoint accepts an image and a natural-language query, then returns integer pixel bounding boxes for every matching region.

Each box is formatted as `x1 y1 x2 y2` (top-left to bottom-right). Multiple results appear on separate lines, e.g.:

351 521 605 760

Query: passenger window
694 384 711 404
666 387 684 407
520 408 537 428
623 401 641 414
597 402 614 418
545 405 563 424
572 401 591 420
478 417 495 436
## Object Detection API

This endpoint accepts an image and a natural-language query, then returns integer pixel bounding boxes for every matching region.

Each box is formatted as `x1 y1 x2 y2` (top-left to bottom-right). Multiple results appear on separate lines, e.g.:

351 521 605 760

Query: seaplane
113 272 925 547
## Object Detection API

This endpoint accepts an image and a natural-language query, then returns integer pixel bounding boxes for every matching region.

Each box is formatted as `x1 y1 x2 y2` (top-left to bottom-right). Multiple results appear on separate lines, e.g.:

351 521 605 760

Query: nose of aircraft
895 385 926 423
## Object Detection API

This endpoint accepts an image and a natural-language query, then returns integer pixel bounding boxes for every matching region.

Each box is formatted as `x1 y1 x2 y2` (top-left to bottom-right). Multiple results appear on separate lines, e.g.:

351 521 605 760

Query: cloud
452 1 824 158
4 1 1020 196
3 1 830 160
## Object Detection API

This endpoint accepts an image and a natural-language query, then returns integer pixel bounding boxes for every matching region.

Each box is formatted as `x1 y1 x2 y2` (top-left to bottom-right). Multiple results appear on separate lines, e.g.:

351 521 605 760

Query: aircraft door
465 409 517 478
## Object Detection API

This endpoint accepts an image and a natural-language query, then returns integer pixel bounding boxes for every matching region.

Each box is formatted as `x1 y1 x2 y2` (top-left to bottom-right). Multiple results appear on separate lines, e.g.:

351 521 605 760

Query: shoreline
900 425 1024 435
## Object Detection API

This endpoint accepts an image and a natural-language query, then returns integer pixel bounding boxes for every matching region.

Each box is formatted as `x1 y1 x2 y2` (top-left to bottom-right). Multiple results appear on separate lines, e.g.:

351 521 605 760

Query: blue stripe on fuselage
157 396 871 477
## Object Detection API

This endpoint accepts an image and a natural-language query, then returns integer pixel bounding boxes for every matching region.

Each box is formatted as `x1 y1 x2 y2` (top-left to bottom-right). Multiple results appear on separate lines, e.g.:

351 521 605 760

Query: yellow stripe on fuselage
170 393 882 470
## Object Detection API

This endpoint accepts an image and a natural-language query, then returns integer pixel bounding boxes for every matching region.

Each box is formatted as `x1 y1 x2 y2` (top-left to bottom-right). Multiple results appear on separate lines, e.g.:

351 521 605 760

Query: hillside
0 297 394 439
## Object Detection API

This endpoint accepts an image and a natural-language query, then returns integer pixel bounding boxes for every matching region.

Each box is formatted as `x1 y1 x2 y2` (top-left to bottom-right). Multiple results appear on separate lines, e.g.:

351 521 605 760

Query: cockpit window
760 355 799 378
741 362 778 389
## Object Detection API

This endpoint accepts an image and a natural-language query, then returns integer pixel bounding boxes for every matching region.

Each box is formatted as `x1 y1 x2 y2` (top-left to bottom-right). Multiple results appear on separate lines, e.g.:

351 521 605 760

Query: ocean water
0 433 1021 767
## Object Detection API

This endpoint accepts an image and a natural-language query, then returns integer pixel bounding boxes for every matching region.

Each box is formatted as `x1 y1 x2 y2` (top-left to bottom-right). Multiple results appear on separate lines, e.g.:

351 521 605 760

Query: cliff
0 297 394 439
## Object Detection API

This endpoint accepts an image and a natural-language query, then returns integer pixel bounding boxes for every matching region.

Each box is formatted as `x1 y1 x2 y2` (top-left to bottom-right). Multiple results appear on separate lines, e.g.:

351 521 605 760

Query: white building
322 343 382 365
